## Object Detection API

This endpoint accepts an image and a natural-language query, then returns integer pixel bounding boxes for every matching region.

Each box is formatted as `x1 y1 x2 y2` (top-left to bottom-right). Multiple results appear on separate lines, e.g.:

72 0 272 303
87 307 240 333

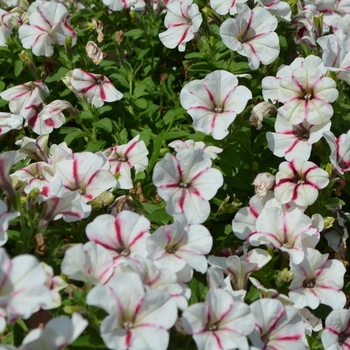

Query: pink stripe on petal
129 230 147 247
125 330 132 347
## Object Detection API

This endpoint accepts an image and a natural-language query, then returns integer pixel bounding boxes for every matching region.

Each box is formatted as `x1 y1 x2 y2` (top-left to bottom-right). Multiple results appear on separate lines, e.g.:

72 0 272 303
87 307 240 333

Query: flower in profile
168 140 223 160
159 0 202 52
87 272 177 350
18 1 77 57
70 68 123 108
180 70 252 140
0 248 52 332
153 149 223 224
104 135 148 189
250 298 305 349
220 5 279 70
0 113 23 136
181 288 254 350
15 313 87 350
0 199 19 246
274 157 329 207
210 0 247 15
322 309 350 349
289 247 346 309
0 9 15 47
0 80 49 114
249 102 276 130
323 130 350 174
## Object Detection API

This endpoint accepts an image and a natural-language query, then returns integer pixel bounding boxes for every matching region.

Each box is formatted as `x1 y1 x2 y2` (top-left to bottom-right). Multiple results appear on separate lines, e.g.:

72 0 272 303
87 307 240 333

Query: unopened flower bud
249 102 276 130
19 50 39 78
278 268 294 283
252 172 275 199
91 191 115 209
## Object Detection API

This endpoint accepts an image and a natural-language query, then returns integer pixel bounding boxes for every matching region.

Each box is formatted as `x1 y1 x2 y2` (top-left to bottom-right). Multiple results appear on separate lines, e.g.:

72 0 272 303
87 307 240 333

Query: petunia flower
86 211 151 261
0 9 16 47
16 135 49 162
168 140 223 160
146 214 212 274
15 313 88 350
153 149 223 224
104 135 149 189
249 298 306 349
289 247 346 309
274 157 329 207
220 4 279 70
322 308 350 349
180 70 252 140
85 40 104 65
0 248 52 332
267 113 331 161
70 68 123 107
87 272 177 350
210 0 247 15
252 172 275 199
18 1 77 57
256 0 291 21
0 199 19 246
249 101 276 130
159 0 202 52
181 288 255 350
323 130 350 174
0 113 23 136
0 80 49 115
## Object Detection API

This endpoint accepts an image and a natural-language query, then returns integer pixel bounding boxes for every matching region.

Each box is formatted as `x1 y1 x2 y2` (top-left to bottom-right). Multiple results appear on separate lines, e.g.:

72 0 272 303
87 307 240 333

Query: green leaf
45 67 69 83
85 140 106 152
71 329 106 348
14 60 24 77
147 130 164 173
92 118 113 133
163 107 186 125
147 208 172 222
98 105 112 115
134 84 149 98
134 98 148 109
0 81 5 92
64 130 87 146
0 47 12 59
142 202 161 214
164 130 190 140
124 29 144 39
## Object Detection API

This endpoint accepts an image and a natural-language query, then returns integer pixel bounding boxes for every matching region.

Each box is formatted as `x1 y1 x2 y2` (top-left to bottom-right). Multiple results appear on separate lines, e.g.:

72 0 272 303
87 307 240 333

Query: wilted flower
85 41 104 65
252 172 275 199
249 102 276 130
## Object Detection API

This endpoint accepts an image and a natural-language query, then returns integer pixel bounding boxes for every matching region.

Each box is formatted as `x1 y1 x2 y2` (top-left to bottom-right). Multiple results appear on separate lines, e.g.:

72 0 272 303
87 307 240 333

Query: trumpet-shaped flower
16 135 49 163
0 113 23 136
18 1 76 57
256 0 291 21
0 199 19 246
251 207 321 264
220 5 279 70
267 114 331 161
252 172 275 199
159 0 202 52
249 298 305 349
15 313 87 350
168 140 223 160
0 248 52 332
104 135 148 189
323 130 350 174
0 10 15 47
86 211 150 261
52 152 117 202
0 80 49 114
87 272 177 350
210 0 247 15
274 157 329 207
153 149 223 224
70 68 123 107
180 70 252 140
322 309 350 350
181 288 255 350
61 241 115 287
289 247 346 309
147 214 212 274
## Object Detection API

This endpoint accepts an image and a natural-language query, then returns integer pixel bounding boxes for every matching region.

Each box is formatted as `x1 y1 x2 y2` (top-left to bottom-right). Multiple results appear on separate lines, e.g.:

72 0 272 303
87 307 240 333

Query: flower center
297 179 305 184
123 321 134 329
214 107 223 113
35 174 45 180
339 332 350 346
208 324 218 331
179 182 188 188
120 249 130 256
117 157 127 162
304 92 313 100
303 277 316 288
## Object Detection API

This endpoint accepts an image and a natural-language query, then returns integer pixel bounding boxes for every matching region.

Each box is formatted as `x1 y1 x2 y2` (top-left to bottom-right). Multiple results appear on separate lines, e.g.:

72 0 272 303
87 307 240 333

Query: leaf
71 329 106 348
163 107 186 125
0 81 5 93
147 130 164 173
92 118 113 133
134 84 149 98
98 105 112 115
147 208 172 222
45 67 69 83
124 29 144 38
142 202 161 214
164 130 190 140
85 140 106 152
64 130 87 146
134 98 148 109
0 47 12 59
14 60 24 77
